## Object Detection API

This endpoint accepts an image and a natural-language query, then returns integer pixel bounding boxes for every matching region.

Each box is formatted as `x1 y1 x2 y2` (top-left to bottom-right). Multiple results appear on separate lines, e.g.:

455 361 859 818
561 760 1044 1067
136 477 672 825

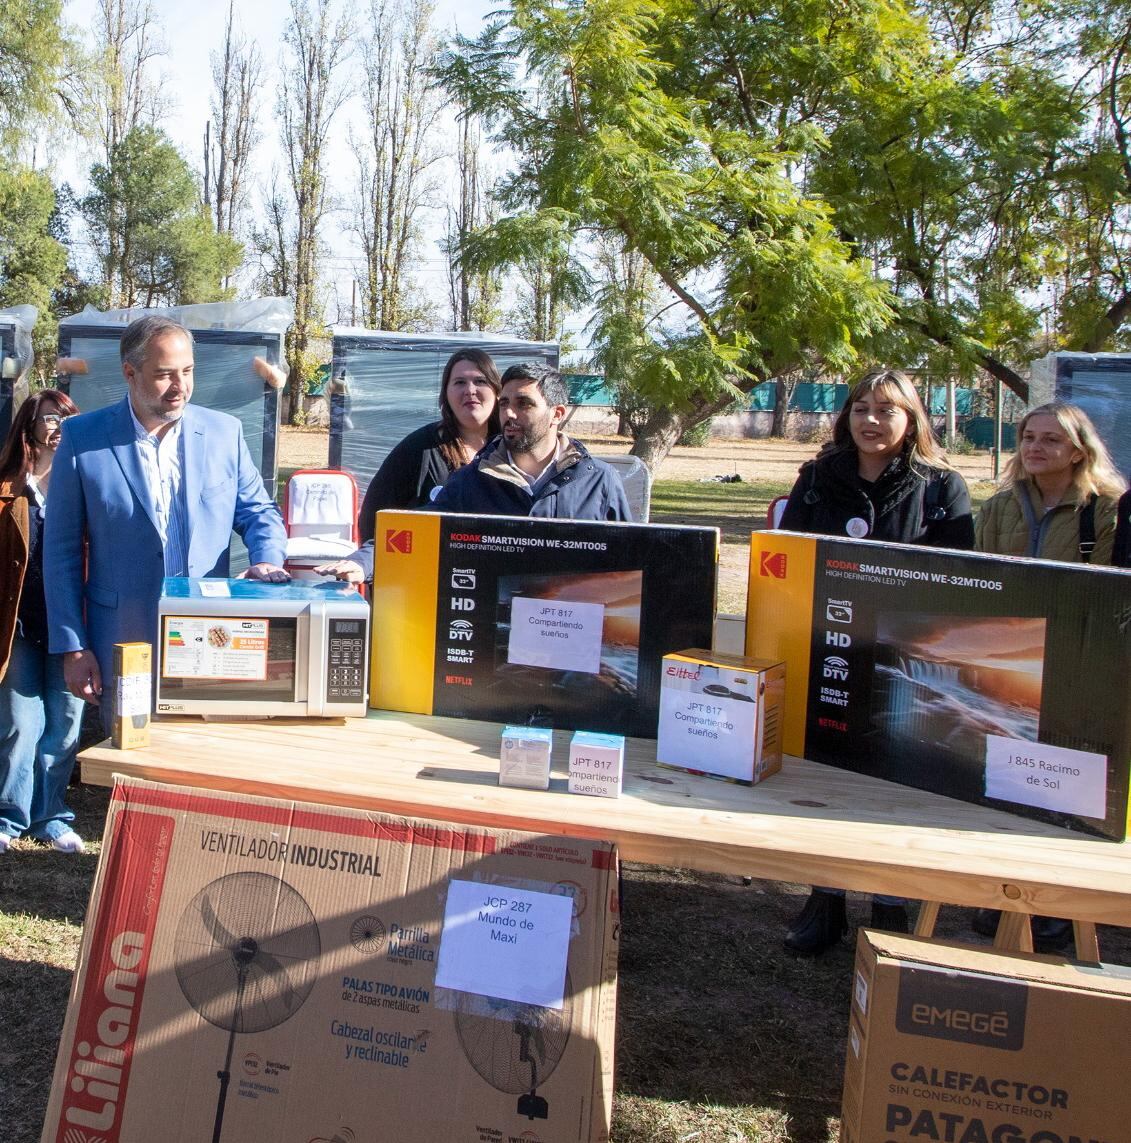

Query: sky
56 0 587 342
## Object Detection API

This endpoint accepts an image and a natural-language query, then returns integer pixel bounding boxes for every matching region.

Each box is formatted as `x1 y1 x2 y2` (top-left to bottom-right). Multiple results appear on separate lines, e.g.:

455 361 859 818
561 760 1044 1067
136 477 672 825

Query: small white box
568 731 625 798
499 725 553 789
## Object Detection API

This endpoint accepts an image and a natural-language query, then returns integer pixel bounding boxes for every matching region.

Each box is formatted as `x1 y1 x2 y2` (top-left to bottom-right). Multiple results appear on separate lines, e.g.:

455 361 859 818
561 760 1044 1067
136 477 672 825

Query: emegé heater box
41 777 618 1143
746 532 1131 840
842 931 1131 1143
370 511 719 738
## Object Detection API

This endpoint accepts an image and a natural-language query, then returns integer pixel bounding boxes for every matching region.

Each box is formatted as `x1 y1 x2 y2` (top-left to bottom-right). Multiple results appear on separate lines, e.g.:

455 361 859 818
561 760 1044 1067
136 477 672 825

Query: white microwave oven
155 578 370 718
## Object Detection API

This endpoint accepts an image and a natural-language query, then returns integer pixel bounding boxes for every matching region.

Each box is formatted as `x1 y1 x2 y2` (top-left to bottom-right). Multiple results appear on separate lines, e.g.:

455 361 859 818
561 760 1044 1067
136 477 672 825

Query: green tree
81 126 242 307
437 0 895 469
352 0 443 332
278 0 352 418
0 167 67 369
442 106 504 331
1052 1 1131 353
0 0 68 149
813 1 1131 399
0 170 65 312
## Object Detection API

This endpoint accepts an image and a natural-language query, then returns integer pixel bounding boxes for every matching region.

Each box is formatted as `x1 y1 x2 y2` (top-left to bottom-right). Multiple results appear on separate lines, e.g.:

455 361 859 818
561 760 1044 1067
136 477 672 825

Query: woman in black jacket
780 369 975 955
1114 489 1131 568
780 372 974 548
318 348 502 582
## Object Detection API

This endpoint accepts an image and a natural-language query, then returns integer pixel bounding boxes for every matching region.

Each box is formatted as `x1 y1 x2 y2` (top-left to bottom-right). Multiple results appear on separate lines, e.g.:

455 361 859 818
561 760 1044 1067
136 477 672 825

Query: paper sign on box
508 596 605 674
568 731 625 798
984 734 1107 819
434 880 574 1009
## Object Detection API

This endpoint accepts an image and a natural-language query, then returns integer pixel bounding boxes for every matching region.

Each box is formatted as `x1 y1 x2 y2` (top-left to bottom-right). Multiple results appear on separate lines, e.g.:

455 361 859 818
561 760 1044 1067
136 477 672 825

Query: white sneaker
0 833 10 854
51 831 85 854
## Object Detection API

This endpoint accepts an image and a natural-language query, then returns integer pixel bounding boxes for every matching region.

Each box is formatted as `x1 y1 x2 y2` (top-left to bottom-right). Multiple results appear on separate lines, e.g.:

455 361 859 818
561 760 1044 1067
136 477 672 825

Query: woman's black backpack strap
1079 493 1097 562
802 462 820 506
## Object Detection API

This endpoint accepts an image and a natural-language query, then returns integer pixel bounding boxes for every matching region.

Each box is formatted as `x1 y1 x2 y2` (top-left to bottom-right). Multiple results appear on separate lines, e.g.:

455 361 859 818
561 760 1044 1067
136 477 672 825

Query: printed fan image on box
746 532 1131 839
174 872 321 1141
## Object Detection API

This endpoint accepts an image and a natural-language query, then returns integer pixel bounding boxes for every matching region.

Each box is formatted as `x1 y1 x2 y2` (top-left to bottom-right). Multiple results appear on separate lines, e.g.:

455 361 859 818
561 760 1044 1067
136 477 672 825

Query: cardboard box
656 649 785 785
568 732 625 799
842 930 1131 1143
370 511 719 738
747 532 1131 839
111 641 151 749
500 725 553 790
41 777 619 1143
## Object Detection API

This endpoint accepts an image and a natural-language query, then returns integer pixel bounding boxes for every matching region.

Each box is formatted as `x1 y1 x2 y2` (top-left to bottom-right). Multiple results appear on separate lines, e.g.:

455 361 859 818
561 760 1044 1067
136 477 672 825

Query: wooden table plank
79 711 1131 925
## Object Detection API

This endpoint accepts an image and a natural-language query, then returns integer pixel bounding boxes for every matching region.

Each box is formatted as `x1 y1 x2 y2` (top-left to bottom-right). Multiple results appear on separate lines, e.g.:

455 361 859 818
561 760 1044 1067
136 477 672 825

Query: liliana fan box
41 778 618 1143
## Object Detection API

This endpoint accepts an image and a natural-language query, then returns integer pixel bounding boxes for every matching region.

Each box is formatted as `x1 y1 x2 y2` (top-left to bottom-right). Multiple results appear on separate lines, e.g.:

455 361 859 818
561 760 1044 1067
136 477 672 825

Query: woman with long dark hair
318 348 502 582
779 369 975 955
0 388 86 854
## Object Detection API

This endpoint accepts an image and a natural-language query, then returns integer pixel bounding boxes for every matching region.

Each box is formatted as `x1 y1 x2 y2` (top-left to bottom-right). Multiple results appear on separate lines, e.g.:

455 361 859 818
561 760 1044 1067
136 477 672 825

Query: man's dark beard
505 420 551 455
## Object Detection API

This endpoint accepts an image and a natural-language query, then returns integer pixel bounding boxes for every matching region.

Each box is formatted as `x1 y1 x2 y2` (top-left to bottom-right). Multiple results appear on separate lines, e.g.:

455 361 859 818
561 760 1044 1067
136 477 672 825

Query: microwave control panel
326 617 367 702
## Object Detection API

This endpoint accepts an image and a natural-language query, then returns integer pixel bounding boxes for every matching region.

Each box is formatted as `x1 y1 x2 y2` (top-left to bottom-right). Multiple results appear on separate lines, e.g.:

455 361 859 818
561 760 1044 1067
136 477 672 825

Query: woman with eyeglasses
0 388 86 854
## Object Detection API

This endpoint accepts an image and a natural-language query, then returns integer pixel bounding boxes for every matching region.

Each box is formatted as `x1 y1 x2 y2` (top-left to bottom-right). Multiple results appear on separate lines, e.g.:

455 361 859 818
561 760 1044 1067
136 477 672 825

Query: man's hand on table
240 563 291 583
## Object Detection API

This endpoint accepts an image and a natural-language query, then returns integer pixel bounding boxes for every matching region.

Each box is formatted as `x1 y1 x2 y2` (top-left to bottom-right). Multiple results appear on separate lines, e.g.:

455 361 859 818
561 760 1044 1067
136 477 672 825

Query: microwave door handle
307 602 327 716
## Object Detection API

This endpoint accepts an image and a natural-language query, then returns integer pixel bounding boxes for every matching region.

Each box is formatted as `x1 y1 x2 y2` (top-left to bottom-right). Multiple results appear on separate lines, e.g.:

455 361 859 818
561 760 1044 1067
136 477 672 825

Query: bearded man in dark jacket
433 363 632 522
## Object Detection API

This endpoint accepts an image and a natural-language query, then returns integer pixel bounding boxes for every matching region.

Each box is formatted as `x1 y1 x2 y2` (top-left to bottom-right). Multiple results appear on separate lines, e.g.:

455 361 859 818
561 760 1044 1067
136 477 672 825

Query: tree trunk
629 405 688 471
770 378 790 437
629 387 750 472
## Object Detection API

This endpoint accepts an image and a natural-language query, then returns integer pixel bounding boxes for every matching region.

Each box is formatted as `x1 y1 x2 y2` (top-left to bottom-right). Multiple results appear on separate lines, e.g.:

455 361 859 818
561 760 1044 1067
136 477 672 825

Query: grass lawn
650 479 788 543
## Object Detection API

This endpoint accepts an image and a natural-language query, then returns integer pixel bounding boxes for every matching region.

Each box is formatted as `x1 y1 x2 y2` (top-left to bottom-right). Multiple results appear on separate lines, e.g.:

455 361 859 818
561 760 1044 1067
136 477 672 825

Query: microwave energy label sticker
162 616 270 680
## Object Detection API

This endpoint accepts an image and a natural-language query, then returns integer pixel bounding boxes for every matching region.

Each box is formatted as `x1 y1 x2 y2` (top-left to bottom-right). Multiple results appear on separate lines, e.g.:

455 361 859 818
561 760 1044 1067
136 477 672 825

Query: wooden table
80 711 1131 957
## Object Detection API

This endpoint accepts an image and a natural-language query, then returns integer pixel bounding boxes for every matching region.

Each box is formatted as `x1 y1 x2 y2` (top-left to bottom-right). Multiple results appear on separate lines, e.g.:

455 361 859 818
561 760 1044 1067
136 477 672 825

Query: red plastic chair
766 495 789 528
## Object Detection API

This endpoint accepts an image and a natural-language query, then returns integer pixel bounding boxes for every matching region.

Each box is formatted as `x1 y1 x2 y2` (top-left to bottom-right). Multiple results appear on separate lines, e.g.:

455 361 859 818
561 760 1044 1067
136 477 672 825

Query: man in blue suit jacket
44 315 288 709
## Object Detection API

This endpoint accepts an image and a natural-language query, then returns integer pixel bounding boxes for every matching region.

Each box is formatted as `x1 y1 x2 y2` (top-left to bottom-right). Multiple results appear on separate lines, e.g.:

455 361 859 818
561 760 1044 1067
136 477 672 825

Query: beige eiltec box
41 777 619 1143
842 931 1131 1143
656 649 785 785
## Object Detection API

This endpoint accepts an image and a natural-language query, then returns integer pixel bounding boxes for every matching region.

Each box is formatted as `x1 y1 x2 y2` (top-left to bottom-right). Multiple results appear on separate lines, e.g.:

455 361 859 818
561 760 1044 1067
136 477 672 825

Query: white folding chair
283 468 360 580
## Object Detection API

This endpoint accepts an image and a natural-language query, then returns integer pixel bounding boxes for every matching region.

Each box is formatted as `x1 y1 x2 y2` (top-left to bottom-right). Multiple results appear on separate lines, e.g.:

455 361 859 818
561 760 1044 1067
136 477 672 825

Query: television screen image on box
492 570 643 721
868 614 1047 799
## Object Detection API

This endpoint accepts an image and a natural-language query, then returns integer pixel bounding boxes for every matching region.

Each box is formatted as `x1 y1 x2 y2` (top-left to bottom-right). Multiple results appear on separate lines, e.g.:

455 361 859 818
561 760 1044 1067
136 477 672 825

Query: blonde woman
975 401 1126 564
973 401 1125 952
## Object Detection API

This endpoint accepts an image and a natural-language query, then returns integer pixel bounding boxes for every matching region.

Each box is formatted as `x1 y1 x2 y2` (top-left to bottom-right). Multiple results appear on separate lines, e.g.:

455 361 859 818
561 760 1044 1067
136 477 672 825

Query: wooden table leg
994 911 1034 953
901 902 1099 963
914 901 940 938
1073 921 1100 964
